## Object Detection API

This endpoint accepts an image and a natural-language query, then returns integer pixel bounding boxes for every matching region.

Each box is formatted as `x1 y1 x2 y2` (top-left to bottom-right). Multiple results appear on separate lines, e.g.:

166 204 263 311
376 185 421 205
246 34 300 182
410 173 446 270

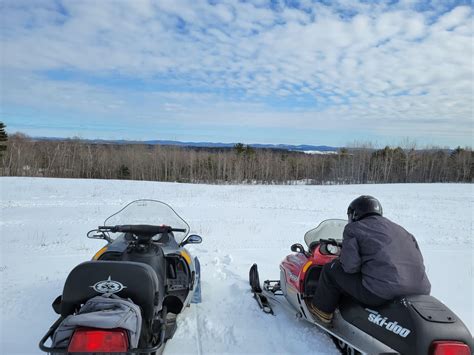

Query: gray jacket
340 215 431 300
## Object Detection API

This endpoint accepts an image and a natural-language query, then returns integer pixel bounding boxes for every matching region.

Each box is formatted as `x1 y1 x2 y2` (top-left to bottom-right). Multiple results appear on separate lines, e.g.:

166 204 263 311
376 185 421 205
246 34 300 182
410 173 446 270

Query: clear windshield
304 219 347 247
104 200 190 243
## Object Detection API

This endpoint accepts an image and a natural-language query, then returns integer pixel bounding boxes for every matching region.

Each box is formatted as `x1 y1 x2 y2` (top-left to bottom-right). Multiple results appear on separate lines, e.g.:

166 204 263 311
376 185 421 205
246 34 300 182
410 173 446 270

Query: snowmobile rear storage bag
51 293 142 349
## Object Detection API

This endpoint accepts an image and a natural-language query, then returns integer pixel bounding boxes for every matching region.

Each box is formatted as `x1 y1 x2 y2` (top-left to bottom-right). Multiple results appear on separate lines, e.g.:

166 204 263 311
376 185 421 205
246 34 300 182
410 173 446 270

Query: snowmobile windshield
304 219 347 247
104 200 190 243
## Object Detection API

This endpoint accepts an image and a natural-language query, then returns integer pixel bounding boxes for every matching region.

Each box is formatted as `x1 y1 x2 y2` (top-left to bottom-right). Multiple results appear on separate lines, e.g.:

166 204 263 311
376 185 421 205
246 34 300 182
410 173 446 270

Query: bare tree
2 134 471 184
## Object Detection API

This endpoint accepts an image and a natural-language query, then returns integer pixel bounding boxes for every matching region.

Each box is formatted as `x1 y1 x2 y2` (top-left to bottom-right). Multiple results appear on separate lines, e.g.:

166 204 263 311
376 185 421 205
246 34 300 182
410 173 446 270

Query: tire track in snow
194 305 203 355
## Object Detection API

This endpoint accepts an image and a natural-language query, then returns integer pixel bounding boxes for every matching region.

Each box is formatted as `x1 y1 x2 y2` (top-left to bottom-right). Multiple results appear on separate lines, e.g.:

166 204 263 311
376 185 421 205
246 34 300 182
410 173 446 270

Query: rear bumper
39 317 165 355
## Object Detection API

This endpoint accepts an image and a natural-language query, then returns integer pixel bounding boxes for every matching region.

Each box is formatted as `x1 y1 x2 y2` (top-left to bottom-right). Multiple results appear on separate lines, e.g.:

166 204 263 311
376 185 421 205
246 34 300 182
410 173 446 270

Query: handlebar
99 224 187 236
319 238 341 246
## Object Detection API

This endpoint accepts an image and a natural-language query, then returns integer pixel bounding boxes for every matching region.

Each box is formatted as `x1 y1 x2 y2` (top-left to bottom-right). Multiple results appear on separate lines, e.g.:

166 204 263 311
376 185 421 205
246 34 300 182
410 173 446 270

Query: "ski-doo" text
365 309 411 338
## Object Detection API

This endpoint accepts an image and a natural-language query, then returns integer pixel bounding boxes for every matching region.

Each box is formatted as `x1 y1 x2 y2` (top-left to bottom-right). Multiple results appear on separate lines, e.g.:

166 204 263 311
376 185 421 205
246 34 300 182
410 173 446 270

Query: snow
301 150 338 155
0 177 472 355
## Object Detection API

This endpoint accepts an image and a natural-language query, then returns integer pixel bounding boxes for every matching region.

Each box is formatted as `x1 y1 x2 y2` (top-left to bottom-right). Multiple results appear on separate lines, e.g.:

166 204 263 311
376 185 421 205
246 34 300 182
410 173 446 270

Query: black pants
312 259 387 313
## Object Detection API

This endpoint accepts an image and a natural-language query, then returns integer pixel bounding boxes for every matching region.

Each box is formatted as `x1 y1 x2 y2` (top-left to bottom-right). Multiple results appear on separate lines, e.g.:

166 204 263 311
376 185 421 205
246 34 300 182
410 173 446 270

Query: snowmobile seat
60 260 163 321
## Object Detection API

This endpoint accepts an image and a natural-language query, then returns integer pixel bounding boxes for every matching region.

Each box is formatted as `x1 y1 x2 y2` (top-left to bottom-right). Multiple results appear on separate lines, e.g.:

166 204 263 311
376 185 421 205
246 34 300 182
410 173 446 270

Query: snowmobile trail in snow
193 305 203 355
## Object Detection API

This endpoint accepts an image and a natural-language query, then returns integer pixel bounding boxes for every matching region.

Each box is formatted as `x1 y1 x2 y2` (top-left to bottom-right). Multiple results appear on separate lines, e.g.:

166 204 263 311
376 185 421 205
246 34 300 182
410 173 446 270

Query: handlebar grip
171 228 187 232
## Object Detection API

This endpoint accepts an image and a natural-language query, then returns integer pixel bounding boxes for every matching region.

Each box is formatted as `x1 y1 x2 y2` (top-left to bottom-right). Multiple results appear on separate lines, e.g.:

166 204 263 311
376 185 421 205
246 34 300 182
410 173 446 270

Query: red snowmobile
249 219 472 355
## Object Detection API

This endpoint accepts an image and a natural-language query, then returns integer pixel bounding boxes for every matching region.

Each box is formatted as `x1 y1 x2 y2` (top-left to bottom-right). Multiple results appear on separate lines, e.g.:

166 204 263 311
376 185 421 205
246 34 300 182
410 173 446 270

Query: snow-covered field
0 177 472 355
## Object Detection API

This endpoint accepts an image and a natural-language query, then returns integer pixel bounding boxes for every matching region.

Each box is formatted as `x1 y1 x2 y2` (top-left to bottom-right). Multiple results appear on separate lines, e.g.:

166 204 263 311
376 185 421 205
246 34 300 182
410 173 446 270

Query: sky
0 0 473 148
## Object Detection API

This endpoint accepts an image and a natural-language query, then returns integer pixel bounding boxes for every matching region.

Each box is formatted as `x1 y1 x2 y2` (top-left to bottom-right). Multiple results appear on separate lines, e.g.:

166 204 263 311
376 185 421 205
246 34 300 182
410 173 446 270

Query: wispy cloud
0 0 472 146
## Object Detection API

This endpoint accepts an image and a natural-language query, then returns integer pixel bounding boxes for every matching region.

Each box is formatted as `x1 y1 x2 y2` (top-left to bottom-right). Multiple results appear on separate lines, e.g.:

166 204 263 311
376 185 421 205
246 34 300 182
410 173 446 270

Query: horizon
8 131 471 150
1 1 473 147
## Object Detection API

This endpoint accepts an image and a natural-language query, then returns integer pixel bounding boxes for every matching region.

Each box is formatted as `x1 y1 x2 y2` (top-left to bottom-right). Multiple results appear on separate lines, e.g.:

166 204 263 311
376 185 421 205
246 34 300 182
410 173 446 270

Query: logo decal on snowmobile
91 276 127 294
366 308 411 338
288 271 299 282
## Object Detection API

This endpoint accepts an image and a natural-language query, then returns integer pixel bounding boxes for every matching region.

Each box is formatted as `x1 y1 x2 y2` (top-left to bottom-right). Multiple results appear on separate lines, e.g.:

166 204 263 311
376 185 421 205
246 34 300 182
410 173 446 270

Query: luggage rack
39 316 166 355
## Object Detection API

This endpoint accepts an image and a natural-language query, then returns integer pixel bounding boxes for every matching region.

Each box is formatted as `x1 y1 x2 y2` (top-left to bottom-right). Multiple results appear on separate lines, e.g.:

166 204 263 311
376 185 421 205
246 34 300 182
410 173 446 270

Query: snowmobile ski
253 291 274 314
249 263 274 314
191 257 202 304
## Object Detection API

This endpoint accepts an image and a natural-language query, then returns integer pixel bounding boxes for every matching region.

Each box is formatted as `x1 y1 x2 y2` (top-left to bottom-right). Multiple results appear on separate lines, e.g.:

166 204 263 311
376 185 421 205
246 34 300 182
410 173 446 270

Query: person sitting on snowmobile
308 195 431 324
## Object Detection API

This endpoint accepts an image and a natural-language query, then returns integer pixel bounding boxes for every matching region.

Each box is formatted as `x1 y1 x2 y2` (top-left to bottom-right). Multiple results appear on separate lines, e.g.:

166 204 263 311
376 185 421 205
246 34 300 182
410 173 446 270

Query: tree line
1 133 472 184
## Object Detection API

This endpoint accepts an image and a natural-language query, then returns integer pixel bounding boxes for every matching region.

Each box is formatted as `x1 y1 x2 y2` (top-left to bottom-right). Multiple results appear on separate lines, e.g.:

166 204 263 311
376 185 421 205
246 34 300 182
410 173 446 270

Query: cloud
0 0 473 146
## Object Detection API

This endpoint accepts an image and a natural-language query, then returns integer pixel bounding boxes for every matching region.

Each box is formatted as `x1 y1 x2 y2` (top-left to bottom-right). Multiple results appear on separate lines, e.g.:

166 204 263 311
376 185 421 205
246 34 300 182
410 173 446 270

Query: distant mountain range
33 137 340 153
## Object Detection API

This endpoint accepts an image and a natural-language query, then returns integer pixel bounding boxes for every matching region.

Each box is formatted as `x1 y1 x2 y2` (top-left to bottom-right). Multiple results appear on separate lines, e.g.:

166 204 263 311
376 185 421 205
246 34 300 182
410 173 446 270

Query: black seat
61 261 162 321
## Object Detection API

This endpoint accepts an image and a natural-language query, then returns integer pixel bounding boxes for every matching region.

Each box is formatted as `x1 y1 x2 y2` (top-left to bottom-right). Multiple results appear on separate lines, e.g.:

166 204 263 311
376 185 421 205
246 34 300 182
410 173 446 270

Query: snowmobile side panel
254 283 397 354
164 252 194 310
280 253 308 292
280 247 339 296
340 295 473 355
164 245 197 309
279 266 303 314
340 297 415 354
298 298 398 354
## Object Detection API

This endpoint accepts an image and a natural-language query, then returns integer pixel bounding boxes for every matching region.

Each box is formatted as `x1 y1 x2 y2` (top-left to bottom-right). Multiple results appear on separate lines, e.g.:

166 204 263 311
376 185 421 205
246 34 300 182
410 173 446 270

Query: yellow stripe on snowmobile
180 250 192 265
93 246 108 260
303 261 313 273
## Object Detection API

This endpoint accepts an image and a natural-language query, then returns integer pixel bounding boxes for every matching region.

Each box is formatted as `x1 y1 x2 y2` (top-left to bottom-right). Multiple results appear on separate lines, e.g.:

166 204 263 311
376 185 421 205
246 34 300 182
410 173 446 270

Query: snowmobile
249 219 473 355
39 199 202 355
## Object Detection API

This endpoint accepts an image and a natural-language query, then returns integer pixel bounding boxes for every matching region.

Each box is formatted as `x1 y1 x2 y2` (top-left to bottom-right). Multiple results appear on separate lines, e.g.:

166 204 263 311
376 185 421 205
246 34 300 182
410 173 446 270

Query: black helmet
347 195 383 222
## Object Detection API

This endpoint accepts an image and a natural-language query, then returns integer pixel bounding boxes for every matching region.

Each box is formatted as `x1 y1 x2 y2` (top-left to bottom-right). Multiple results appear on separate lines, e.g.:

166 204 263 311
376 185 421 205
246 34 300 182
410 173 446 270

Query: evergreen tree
0 122 8 158
118 164 130 179
244 145 255 156
234 143 245 154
